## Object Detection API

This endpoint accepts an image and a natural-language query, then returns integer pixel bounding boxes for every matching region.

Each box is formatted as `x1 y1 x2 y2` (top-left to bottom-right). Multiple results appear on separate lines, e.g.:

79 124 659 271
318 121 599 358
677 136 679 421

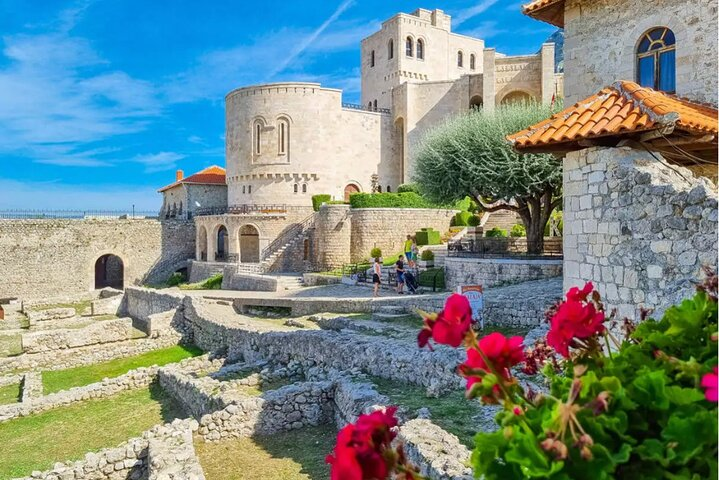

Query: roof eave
523 1 565 28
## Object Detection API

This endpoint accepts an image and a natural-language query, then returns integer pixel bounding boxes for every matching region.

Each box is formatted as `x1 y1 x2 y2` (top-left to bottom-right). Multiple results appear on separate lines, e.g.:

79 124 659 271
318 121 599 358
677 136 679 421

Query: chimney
176 170 184 181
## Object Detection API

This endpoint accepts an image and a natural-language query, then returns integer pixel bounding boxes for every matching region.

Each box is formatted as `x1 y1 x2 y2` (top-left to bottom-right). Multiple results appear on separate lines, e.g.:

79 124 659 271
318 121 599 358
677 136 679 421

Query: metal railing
448 237 563 259
342 263 446 292
0 209 158 220
195 204 311 216
260 213 317 260
342 102 391 114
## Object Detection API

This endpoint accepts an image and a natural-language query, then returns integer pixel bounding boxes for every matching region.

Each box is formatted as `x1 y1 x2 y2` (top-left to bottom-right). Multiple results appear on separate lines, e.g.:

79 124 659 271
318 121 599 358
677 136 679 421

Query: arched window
368 101 372 109
302 184 307 193
277 117 289 155
386 185 391 193
293 184 298 193
242 185 246 194
416 39 424 60
388 39 394 59
405 37 413 57
637 27 676 93
248 185 252 194
370 50 375 67
470 54 476 70
457 51 463 68
373 100 377 111
253 121 262 155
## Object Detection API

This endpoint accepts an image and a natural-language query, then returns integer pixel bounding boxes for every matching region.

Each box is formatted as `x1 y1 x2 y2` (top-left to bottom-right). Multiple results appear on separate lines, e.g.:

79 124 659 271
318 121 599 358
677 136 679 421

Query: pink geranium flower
701 367 718 402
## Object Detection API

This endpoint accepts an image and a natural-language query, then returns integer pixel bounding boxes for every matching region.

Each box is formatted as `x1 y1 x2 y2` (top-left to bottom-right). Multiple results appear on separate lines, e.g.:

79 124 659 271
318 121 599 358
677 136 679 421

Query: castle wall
0 219 195 300
563 147 718 318
225 83 396 207
563 0 717 104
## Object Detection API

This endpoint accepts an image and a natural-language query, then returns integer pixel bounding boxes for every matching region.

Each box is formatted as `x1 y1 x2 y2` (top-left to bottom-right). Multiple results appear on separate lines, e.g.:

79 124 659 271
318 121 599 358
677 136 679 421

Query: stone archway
94 254 124 290
344 183 361 202
500 90 535 105
240 225 260 263
216 225 229 261
197 225 208 261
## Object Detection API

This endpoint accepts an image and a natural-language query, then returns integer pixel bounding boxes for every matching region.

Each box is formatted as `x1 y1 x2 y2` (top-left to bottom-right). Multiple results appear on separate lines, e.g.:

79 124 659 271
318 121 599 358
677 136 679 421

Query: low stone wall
188 260 225 283
183 297 463 395
445 257 563 290
221 268 278 292
121 287 185 323
332 377 390 428
20 318 136 354
0 335 179 374
91 295 123 316
0 366 158 422
302 273 342 286
398 419 473 480
482 278 563 327
26 307 76 325
148 421 206 479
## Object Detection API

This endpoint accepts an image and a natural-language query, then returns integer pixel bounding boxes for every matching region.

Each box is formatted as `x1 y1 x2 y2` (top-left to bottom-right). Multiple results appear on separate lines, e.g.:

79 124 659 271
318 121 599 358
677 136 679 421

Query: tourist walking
372 257 382 297
411 237 419 269
395 255 406 294
404 235 414 267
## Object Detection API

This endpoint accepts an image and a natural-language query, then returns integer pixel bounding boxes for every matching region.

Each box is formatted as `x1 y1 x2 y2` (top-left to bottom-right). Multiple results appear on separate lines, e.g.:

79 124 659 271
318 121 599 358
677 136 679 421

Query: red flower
701 367 718 403
459 332 525 390
326 408 399 480
547 284 605 358
418 294 473 349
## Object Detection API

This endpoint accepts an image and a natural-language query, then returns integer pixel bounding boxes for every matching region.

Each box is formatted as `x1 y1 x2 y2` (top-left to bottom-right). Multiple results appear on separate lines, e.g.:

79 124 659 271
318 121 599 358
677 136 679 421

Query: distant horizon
0 0 557 209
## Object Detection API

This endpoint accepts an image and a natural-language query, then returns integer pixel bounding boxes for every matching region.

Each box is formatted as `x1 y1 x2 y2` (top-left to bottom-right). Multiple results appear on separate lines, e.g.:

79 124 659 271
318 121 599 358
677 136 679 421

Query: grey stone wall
0 219 195 300
221 268 278 291
121 287 185 323
188 260 225 283
21 318 136 354
445 257 563 290
563 147 718 318
314 204 352 271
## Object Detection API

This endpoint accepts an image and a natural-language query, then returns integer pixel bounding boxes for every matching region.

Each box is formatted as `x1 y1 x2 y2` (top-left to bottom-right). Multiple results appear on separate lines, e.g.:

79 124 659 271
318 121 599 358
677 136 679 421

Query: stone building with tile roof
158 166 227 220
509 0 718 318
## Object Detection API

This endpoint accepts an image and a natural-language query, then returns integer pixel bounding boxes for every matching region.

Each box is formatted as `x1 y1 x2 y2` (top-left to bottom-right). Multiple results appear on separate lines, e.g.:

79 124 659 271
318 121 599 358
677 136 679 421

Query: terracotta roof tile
522 0 565 27
158 165 226 192
508 81 718 150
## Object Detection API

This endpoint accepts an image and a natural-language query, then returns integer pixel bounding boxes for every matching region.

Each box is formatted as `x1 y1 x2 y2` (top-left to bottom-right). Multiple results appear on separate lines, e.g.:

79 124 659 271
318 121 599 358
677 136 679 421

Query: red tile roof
158 165 226 192
522 0 565 27
507 81 718 154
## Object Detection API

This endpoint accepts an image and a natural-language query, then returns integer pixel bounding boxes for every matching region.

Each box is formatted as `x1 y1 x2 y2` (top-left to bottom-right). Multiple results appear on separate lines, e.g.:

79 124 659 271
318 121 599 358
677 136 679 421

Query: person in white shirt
372 257 382 297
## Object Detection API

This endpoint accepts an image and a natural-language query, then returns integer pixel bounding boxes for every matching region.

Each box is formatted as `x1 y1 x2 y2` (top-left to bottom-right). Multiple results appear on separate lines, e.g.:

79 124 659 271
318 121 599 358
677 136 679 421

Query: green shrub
545 210 564 236
312 194 332 211
509 224 526 237
485 227 508 238
166 272 186 287
370 247 382 259
397 183 421 194
420 250 435 261
467 215 481 226
453 211 473 226
415 228 441 246
349 192 435 209
327 200 348 205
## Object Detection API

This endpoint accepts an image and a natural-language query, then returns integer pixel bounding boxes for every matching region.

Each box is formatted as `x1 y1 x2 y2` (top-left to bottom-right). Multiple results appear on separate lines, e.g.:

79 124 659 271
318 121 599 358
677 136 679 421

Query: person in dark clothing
395 255 405 294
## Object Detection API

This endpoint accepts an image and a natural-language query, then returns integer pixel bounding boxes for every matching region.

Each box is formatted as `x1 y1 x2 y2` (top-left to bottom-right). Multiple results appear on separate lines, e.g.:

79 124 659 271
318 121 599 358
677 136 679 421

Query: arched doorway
470 95 483 109
95 254 124 290
216 225 228 261
197 226 208 261
500 91 534 105
240 225 260 263
344 184 361 202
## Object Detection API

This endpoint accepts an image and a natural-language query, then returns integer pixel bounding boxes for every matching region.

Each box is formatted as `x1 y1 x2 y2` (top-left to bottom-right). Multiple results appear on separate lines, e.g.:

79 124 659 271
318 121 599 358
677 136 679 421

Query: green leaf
665 385 706 405
631 370 669 409
503 432 564 477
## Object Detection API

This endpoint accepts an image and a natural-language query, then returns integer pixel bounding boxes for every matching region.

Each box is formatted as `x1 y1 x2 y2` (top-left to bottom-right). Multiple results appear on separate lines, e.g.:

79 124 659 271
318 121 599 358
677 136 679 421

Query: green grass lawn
42 344 203 394
194 425 334 479
0 384 185 479
178 273 223 290
0 334 22 357
0 382 20 405
370 376 483 448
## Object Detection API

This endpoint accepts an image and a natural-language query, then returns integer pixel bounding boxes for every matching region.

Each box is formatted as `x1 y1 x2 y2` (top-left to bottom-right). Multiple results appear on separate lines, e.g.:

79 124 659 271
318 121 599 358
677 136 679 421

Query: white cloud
460 21 508 40
452 0 499 28
132 152 185 173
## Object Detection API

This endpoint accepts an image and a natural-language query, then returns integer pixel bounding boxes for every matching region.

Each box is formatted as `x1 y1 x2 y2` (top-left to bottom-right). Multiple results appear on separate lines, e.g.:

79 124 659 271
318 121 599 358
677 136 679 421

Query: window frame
416 39 424 60
636 27 676 93
457 50 463 68
469 53 476 70
405 36 413 57
388 39 394 60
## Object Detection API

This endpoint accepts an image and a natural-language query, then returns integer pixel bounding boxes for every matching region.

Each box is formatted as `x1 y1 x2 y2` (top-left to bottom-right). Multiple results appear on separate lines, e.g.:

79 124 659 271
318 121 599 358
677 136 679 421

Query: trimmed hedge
397 183 420 194
312 194 332 211
485 227 508 238
416 228 441 246
370 247 382 259
420 249 435 261
349 192 436 209
510 224 526 237
453 211 481 226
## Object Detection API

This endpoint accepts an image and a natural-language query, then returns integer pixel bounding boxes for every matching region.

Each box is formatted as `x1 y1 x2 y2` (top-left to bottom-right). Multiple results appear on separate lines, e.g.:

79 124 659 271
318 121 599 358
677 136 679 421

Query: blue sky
0 0 556 211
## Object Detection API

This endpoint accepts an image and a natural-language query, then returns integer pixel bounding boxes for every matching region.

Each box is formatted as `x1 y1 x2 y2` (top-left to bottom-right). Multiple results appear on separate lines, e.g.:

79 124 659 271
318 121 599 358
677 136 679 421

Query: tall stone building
509 0 718 317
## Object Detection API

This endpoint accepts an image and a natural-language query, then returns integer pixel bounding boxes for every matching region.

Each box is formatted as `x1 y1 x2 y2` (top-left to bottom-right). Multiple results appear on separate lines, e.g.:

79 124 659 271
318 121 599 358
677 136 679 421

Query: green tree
414 102 562 253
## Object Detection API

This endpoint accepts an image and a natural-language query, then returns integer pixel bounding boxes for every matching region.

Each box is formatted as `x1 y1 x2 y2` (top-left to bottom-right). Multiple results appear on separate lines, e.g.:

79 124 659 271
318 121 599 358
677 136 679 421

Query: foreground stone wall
0 219 195 300
21 318 136 354
445 257 562 290
563 147 718 318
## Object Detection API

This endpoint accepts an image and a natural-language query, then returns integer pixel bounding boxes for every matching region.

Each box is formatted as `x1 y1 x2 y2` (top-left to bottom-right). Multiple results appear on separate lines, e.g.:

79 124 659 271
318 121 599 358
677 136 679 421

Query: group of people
372 235 420 297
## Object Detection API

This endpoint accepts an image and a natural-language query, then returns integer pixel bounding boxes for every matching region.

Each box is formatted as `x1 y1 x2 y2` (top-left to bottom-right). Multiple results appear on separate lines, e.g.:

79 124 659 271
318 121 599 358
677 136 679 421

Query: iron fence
0 209 159 220
448 237 563 259
341 102 391 114
341 263 446 292
195 204 311 216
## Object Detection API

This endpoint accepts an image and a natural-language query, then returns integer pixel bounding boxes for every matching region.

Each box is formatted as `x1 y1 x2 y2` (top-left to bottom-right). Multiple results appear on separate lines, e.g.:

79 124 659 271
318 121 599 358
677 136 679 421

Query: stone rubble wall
188 261 225 283
15 418 202 480
0 219 195 301
481 278 563 327
91 295 123 316
20 318 136 354
0 335 178 374
563 147 718 318
444 257 562 290
121 287 185 324
221 268 278 292
397 419 473 480
332 377 390 428
0 366 158 423
26 307 76 325
0 373 22 388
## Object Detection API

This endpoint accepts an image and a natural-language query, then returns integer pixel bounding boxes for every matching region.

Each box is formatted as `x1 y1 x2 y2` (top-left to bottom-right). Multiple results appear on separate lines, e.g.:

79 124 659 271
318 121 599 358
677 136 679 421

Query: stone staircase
259 213 317 273
275 275 305 291
480 210 520 233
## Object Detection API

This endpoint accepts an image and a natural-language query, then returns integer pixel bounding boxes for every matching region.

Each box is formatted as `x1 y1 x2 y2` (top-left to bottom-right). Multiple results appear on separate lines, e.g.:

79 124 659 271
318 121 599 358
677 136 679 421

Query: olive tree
414 101 562 254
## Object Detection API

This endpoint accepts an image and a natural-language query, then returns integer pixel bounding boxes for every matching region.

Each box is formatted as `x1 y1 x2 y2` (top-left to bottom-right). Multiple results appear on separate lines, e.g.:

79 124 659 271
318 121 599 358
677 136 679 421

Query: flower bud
503 426 514 440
